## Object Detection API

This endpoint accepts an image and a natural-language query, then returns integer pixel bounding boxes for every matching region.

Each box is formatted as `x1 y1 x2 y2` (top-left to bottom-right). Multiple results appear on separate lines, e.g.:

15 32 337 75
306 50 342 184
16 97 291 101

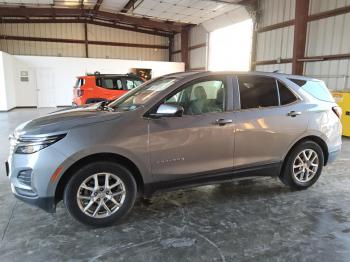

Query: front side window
96 77 123 90
165 80 226 115
238 76 279 109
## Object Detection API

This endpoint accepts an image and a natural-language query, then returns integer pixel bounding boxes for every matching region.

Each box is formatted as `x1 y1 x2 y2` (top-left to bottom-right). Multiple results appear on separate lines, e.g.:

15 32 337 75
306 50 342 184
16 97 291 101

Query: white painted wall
0 51 185 109
0 52 16 111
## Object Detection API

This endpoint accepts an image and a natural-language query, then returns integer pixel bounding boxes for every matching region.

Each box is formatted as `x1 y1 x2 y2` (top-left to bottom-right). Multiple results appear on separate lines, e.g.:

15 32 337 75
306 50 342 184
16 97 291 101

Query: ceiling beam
93 0 104 12
0 18 173 37
0 35 169 49
121 0 138 13
0 7 185 33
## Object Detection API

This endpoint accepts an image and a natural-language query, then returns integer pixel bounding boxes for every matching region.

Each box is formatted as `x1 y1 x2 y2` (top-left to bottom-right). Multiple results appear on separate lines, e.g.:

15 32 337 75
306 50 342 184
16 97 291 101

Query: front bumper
11 184 56 213
327 148 341 165
7 141 69 213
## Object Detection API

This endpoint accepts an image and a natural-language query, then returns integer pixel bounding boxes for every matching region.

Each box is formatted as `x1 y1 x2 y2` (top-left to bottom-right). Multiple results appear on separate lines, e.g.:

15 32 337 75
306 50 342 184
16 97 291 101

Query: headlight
15 134 66 154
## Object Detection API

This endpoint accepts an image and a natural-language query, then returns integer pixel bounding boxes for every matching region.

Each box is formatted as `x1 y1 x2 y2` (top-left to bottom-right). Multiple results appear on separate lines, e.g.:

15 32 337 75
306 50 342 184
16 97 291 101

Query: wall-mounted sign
20 71 29 82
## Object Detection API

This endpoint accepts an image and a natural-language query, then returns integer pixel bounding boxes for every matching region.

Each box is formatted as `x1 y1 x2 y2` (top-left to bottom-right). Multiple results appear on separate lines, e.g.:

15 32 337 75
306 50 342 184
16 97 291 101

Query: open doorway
208 19 253 72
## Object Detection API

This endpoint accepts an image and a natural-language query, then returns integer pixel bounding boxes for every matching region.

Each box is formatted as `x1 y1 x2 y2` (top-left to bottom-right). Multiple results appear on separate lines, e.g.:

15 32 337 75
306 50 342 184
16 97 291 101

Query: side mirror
151 104 184 118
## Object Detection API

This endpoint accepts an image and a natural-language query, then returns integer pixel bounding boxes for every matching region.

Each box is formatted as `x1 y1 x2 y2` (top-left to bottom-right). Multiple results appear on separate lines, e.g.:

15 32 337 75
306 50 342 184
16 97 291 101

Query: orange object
51 166 63 182
73 73 144 106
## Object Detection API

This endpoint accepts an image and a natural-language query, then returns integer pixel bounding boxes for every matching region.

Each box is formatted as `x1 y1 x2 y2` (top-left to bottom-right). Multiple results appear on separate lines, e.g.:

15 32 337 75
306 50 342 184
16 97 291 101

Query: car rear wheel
63 161 137 227
280 141 324 190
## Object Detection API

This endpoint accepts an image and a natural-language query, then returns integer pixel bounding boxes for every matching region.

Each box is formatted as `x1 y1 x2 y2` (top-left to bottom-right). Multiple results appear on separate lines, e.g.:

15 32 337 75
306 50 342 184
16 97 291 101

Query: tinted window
96 77 123 90
278 81 297 105
238 76 279 109
289 79 334 102
166 80 226 115
125 78 144 90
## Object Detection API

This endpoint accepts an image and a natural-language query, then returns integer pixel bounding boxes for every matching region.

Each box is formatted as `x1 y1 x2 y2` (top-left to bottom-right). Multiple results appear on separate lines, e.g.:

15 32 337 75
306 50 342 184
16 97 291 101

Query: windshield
108 77 178 111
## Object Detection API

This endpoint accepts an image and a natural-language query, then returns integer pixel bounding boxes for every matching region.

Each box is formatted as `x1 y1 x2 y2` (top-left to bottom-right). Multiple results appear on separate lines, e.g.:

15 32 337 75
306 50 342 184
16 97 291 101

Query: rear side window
238 76 279 109
96 77 123 90
125 78 144 90
278 81 297 105
289 79 334 102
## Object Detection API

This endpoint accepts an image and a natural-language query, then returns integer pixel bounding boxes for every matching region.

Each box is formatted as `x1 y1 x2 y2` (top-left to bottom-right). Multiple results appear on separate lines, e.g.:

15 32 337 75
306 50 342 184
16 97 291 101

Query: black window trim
235 74 301 111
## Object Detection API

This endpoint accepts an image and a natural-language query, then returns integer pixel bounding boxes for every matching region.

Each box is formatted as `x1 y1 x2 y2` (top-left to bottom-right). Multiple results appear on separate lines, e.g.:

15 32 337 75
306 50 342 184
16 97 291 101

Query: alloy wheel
292 149 319 183
76 173 126 218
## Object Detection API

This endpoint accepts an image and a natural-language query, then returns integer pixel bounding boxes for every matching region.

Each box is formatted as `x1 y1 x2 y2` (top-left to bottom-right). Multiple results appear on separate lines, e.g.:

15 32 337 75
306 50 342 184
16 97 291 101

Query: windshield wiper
97 101 115 112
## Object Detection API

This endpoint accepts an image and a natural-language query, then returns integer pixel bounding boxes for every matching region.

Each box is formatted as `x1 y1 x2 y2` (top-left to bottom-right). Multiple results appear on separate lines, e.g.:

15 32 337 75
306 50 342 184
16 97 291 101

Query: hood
14 105 122 137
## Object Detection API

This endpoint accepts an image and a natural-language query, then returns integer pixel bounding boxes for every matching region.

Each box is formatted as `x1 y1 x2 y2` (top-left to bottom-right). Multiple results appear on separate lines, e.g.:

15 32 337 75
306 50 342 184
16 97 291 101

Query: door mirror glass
152 104 184 118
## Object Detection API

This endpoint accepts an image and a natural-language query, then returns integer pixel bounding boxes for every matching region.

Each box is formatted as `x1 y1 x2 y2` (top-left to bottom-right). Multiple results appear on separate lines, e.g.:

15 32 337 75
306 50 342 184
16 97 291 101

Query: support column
292 0 309 75
168 35 174 62
84 22 89 58
181 27 189 70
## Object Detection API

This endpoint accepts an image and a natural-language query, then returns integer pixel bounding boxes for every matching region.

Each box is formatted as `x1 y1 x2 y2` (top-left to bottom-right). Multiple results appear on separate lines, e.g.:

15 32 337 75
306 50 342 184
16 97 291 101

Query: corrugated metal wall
0 23 85 57
305 11 350 90
189 25 207 70
256 0 350 90
309 0 350 14
259 0 295 27
256 26 294 61
171 25 208 70
0 23 169 61
256 0 295 74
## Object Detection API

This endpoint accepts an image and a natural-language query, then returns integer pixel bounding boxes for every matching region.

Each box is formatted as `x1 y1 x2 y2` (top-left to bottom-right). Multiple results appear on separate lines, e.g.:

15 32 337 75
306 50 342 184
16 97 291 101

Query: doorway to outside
208 19 253 72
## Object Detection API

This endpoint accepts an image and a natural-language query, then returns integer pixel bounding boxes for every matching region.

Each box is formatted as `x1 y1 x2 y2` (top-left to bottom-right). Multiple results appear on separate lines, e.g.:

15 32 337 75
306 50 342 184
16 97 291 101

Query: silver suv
7 71 342 227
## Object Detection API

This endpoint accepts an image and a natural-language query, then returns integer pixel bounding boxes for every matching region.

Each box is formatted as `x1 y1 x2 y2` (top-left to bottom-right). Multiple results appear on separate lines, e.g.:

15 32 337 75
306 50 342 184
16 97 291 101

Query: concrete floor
0 108 350 262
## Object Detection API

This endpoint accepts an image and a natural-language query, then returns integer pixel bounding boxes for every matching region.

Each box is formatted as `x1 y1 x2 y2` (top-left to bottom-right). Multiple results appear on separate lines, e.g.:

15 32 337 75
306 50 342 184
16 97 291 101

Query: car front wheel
63 161 137 227
280 141 324 190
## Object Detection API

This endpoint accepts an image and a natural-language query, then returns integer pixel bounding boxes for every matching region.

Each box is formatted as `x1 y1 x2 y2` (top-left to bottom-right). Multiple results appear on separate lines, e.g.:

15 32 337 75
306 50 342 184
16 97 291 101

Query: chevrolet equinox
7 71 342 227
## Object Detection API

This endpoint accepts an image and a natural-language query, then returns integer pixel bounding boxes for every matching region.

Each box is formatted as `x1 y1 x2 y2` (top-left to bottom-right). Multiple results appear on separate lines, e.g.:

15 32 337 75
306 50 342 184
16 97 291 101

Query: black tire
63 161 137 227
280 141 324 190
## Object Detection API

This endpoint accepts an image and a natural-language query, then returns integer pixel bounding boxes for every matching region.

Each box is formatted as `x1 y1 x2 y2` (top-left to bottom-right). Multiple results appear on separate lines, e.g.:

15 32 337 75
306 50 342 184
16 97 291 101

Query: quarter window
165 80 226 115
289 78 334 102
238 76 279 109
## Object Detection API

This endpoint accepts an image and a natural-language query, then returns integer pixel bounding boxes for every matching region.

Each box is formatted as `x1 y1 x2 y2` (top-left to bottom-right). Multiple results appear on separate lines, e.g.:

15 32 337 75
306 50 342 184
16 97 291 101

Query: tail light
332 106 342 119
77 89 84 97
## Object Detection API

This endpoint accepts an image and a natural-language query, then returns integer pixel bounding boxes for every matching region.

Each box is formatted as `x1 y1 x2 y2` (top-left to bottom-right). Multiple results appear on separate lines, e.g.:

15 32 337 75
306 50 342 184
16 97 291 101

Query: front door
149 76 235 182
36 68 56 107
233 75 309 168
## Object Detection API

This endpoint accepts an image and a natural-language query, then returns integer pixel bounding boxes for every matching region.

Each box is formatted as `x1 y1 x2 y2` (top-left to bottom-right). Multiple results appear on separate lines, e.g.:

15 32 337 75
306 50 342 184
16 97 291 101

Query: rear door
233 75 309 168
95 76 124 100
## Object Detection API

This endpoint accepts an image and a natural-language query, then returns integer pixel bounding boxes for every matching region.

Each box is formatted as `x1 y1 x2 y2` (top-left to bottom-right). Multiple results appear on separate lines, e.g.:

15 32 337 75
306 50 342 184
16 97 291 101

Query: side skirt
143 162 282 196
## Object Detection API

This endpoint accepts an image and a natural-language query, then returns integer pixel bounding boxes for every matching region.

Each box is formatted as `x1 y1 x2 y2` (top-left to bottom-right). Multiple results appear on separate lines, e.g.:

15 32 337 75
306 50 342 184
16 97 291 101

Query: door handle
287 111 302 117
215 119 233 126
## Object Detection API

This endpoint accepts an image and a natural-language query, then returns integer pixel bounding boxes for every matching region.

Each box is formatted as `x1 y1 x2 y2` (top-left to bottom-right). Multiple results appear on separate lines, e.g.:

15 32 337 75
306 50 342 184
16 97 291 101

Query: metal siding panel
189 47 206 69
310 0 350 14
306 13 350 56
260 0 295 28
256 63 293 74
256 25 294 61
173 33 181 51
189 25 207 46
305 60 350 91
